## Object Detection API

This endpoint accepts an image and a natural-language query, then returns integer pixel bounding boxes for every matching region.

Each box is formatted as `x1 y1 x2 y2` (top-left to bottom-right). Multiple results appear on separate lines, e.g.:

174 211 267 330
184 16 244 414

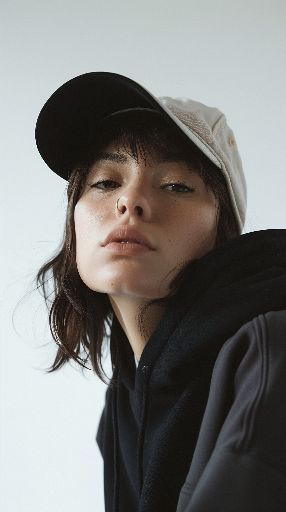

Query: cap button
228 136 236 147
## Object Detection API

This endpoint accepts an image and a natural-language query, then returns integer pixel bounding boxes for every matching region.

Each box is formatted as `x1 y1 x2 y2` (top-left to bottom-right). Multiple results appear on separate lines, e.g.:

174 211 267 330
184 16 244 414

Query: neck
108 295 166 361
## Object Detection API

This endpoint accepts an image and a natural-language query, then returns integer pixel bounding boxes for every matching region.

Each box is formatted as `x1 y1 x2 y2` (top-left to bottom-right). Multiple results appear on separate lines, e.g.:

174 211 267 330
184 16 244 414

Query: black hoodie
96 229 286 512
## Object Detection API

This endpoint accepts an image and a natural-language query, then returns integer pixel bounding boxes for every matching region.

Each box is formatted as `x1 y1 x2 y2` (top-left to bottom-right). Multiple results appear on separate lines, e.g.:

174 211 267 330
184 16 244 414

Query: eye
163 182 194 193
89 180 194 193
90 179 117 190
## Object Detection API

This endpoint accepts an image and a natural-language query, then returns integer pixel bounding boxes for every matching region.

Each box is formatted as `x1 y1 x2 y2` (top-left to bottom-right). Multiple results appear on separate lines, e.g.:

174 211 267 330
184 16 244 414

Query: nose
115 190 152 219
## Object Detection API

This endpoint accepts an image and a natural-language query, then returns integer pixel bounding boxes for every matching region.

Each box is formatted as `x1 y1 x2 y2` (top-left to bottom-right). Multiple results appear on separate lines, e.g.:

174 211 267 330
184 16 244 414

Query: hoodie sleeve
177 310 286 512
95 386 111 458
95 403 106 458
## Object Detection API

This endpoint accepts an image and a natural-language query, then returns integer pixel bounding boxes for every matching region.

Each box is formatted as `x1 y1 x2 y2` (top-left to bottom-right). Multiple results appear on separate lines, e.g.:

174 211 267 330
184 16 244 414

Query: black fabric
96 228 286 512
176 309 286 511
35 71 173 180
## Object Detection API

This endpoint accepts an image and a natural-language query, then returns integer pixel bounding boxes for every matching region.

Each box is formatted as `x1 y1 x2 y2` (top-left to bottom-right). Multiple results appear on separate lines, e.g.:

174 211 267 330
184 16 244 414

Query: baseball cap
35 71 247 232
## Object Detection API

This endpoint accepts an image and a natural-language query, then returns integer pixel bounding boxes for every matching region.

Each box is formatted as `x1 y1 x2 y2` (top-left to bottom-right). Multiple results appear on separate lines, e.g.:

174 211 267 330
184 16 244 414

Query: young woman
35 72 286 512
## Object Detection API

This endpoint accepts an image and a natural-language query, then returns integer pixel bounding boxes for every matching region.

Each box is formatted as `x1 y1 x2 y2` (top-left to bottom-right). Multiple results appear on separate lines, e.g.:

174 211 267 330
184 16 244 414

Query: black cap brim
35 71 174 181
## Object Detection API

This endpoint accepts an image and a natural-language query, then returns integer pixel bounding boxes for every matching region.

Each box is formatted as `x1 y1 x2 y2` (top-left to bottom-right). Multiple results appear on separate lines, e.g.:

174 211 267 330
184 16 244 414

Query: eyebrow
91 151 197 167
93 152 129 164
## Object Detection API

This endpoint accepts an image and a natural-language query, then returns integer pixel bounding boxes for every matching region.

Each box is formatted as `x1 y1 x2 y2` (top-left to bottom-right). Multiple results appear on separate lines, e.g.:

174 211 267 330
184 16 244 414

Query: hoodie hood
98 229 286 512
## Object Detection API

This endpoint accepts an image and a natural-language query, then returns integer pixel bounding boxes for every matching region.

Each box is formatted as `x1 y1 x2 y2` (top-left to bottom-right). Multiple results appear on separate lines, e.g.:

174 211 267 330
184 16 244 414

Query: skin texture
74 141 219 362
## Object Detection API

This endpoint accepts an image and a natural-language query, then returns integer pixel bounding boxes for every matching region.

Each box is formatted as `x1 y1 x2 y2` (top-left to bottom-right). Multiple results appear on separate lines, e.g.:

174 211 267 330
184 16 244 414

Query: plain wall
1 1 286 511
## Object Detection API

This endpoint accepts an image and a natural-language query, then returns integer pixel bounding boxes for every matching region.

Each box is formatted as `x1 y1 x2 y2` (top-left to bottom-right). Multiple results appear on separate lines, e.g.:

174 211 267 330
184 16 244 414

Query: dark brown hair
33 110 240 386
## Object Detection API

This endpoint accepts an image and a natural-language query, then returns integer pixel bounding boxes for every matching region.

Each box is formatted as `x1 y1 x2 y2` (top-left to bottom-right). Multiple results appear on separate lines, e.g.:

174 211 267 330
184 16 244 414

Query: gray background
1 1 286 511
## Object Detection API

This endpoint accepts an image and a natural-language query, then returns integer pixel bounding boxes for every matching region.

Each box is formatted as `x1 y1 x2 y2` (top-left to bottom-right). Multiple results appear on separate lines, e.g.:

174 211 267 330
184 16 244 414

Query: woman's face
74 141 219 300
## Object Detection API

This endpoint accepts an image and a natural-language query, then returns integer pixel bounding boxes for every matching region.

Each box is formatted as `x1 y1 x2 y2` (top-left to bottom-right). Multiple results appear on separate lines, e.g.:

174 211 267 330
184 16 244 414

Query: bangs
84 109 210 179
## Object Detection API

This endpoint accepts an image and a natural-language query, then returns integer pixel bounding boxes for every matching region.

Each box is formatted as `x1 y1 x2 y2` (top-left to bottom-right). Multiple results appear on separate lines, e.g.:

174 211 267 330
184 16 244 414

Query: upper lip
102 226 155 249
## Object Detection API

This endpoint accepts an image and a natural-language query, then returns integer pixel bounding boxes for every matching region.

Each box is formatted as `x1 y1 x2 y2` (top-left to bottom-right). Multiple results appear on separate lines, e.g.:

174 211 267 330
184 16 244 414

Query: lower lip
104 242 152 255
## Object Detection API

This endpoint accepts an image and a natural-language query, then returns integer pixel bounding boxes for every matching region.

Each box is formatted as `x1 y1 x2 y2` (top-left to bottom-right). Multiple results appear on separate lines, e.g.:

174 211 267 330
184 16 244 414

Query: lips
103 225 155 250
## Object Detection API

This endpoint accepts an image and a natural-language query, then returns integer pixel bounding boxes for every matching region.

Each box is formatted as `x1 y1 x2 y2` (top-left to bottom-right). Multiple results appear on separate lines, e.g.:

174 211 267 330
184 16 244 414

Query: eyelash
90 179 194 193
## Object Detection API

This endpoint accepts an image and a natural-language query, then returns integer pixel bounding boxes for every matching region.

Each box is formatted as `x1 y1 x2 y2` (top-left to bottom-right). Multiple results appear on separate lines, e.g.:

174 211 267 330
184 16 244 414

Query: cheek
74 202 88 246
74 201 98 260
180 203 218 253
74 200 100 239
200 203 218 231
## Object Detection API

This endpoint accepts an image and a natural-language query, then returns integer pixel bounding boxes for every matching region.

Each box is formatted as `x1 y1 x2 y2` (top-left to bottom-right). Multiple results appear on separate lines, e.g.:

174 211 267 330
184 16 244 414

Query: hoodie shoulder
210 309 286 461
176 309 286 512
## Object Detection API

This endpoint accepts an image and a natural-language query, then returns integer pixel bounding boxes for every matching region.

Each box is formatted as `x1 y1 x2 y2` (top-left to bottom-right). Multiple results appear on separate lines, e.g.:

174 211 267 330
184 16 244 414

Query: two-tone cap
35 71 247 232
